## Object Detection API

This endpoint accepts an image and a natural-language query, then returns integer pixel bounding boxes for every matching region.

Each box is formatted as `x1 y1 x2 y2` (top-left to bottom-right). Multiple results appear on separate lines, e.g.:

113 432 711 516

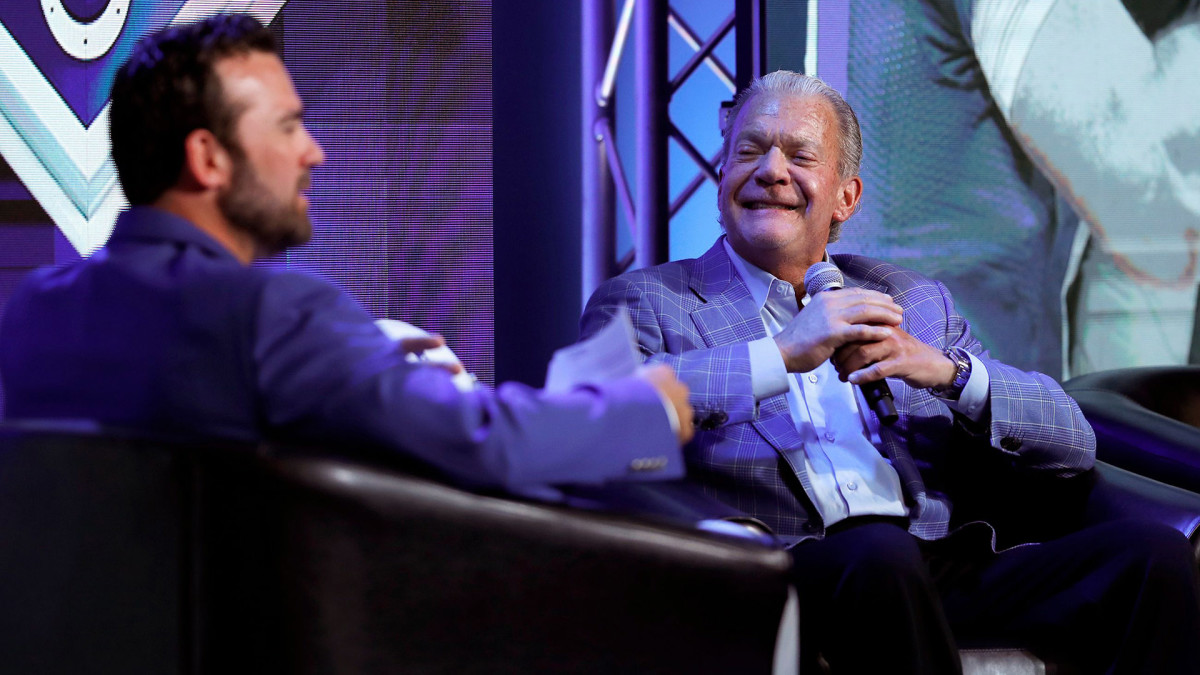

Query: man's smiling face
718 92 861 275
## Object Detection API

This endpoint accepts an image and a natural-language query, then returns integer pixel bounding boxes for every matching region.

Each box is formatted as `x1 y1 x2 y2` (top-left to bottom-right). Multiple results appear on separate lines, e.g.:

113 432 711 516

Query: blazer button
698 411 729 431
1000 436 1023 451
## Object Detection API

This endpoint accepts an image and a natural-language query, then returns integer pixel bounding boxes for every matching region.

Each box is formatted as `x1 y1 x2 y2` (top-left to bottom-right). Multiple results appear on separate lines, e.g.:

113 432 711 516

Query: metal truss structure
582 0 782 302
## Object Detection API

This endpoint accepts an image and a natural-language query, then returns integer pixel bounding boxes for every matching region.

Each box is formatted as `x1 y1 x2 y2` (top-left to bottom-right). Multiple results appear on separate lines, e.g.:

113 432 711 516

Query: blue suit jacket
581 238 1095 544
0 207 682 490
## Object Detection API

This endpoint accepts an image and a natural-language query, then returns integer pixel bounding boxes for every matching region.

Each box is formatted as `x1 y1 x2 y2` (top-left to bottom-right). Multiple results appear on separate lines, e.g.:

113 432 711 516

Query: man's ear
833 175 863 223
181 128 233 190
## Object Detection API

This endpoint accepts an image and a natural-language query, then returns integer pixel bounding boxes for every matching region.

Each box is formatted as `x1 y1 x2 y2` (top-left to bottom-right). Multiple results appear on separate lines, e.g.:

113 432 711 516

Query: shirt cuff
945 351 990 421
748 336 791 400
651 383 681 436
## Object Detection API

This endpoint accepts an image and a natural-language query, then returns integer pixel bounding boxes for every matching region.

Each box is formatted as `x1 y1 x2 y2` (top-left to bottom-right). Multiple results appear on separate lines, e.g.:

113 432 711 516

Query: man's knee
820 522 930 592
1066 519 1200 607
1123 520 1198 584
1087 519 1194 569
1131 520 1194 556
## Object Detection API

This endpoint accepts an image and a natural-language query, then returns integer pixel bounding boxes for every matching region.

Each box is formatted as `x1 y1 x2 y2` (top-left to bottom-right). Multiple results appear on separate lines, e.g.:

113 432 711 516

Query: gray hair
721 70 862 178
719 71 863 241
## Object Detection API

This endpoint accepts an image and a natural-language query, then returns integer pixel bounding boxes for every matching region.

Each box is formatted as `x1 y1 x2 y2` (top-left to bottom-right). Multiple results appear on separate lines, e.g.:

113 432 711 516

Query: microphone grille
804 262 844 294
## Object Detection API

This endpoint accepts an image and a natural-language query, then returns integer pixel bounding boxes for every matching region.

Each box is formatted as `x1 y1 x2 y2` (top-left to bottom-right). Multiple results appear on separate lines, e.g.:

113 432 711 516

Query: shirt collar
722 238 835 310
107 206 242 264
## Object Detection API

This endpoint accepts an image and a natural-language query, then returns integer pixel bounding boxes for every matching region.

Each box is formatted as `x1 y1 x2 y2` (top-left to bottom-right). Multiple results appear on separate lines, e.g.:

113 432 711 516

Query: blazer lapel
689 240 766 348
687 240 808 458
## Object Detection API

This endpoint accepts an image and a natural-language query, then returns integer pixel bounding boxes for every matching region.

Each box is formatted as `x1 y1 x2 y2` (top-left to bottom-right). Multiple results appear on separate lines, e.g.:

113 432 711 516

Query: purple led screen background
0 0 494 417
269 0 494 385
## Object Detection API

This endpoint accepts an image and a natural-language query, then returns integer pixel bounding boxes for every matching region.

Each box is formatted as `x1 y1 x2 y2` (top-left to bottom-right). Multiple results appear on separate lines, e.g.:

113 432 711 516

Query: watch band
930 346 971 400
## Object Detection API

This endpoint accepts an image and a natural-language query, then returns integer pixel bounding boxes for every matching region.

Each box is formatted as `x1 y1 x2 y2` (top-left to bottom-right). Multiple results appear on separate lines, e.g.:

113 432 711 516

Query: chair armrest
1069 388 1200 493
1064 367 1200 493
557 480 778 544
1085 461 1200 560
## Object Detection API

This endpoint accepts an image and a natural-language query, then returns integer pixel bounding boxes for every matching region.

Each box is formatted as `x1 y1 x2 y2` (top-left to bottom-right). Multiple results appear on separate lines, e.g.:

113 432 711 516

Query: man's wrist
648 382 681 436
930 346 971 400
750 337 790 399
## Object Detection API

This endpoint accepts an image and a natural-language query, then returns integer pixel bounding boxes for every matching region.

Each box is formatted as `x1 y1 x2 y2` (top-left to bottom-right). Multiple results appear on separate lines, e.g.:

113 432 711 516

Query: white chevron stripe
0 0 287 256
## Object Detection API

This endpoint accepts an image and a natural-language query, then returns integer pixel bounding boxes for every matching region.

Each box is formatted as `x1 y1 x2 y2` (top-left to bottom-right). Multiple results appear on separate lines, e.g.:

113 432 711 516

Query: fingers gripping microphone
804 262 899 426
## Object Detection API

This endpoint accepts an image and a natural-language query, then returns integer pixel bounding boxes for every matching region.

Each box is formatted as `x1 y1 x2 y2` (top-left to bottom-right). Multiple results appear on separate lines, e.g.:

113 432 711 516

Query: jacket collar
107 206 242 264
691 236 742 301
697 237 864 299
687 236 765 347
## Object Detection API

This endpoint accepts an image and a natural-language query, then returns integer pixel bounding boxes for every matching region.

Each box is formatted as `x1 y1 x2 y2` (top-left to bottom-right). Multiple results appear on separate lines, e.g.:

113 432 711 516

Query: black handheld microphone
803 262 899 426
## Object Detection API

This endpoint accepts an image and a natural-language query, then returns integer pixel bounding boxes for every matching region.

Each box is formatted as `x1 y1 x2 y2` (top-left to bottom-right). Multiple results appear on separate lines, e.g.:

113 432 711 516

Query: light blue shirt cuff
748 336 791 400
650 382 682 435
946 352 990 422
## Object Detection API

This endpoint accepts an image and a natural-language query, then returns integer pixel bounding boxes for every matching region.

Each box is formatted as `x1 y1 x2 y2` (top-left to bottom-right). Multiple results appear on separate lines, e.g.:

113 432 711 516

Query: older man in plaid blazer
581 71 1200 673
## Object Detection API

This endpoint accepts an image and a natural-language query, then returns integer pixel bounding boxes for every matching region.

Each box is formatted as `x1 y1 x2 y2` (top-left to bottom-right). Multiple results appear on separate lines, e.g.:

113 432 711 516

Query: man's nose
303 126 326 167
754 147 789 185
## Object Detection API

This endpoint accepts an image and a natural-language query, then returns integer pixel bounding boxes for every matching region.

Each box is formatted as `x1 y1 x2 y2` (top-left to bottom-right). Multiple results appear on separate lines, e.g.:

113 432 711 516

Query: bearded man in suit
0 14 693 492
581 70 1200 674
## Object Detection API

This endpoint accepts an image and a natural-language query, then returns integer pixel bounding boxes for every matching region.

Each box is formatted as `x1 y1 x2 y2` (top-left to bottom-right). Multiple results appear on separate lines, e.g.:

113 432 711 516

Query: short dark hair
109 14 278 205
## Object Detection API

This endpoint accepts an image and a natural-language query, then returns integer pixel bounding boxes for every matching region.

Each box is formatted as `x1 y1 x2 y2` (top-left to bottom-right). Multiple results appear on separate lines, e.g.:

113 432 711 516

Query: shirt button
825 431 836 442
807 374 818 383
846 481 858 491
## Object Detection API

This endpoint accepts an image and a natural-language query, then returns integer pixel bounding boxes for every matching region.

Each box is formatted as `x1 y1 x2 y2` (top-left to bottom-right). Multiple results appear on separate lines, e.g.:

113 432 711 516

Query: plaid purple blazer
581 238 1095 545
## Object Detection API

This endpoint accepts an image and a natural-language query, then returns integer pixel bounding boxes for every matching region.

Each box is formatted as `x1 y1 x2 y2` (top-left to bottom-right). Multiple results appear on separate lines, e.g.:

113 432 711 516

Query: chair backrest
0 423 796 674
0 423 196 674
1066 366 1200 428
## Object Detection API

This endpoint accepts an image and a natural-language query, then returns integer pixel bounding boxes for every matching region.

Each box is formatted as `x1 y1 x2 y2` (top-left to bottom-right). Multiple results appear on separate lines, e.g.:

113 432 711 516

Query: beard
217 155 313 257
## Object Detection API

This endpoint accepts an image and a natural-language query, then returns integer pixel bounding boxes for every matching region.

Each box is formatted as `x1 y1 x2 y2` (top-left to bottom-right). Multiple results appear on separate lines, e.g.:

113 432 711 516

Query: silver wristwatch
930 346 971 401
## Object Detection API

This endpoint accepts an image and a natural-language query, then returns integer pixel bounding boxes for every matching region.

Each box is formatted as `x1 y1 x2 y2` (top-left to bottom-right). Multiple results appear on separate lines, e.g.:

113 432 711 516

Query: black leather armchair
1064 366 1200 494
3 422 1200 674
0 423 794 674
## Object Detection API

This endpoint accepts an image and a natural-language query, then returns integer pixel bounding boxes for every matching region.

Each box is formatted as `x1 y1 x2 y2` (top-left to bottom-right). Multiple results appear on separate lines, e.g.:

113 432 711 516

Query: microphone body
803 262 899 426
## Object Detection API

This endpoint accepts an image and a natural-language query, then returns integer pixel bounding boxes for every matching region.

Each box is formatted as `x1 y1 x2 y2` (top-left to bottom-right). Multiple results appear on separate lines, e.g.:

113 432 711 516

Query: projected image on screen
821 0 1200 378
0 0 493 417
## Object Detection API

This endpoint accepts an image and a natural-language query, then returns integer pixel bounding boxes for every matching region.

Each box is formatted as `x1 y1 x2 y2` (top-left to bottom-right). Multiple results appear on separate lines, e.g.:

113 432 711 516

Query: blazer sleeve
581 272 759 429
252 272 683 490
929 279 1096 476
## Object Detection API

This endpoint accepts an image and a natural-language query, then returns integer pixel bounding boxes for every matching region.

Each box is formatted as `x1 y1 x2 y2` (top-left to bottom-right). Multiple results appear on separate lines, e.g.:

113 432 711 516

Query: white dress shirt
724 241 990 528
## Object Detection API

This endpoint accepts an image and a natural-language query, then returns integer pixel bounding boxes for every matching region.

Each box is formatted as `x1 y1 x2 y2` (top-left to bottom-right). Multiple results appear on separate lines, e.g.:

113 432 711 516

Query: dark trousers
789 518 1200 674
